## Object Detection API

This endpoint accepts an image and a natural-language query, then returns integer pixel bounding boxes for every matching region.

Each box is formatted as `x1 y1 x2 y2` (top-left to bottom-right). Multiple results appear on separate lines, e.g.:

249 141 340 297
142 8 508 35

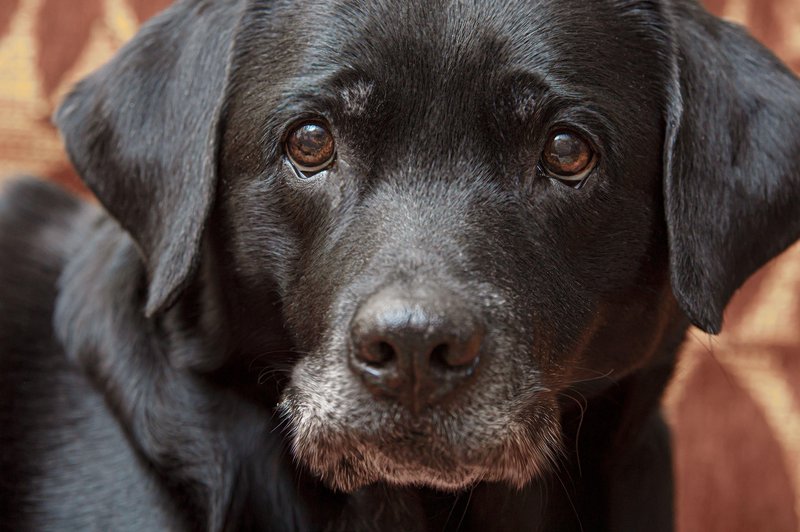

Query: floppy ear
55 0 245 317
664 1 800 334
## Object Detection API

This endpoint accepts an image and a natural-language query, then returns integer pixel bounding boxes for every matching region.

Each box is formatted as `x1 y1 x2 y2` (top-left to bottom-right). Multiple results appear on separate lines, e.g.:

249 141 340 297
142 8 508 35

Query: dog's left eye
285 121 336 175
541 131 596 186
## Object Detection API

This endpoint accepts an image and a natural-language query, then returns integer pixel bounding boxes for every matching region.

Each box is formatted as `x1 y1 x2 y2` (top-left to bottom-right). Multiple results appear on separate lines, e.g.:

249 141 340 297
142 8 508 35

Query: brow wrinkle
339 80 375 116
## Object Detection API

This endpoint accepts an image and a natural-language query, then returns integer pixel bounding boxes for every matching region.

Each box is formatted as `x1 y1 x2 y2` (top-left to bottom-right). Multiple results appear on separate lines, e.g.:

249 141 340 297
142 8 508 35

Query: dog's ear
664 2 800 334
55 0 244 317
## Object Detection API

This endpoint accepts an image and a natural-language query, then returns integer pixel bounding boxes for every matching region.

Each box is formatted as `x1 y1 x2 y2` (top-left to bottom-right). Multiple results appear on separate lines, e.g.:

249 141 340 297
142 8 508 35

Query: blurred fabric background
0 1 798 530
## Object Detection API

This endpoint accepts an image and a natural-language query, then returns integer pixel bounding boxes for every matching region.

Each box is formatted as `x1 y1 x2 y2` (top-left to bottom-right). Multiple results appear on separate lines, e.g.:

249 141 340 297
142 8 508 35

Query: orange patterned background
0 1 798 530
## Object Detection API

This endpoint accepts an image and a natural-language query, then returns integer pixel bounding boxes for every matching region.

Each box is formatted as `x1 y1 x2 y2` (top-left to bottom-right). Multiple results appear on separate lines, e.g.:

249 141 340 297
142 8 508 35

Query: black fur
1 0 799 530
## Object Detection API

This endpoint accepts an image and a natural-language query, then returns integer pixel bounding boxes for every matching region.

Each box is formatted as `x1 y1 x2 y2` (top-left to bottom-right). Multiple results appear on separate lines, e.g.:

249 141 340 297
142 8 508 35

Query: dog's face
218 0 673 490
56 0 800 494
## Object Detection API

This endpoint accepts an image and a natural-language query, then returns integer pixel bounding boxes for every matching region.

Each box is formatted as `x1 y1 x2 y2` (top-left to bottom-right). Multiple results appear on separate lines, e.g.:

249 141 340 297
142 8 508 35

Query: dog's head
56 0 800 492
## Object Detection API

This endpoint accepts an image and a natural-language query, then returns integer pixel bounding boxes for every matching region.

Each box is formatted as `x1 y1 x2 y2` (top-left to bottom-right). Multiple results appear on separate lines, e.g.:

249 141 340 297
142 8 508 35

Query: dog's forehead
241 0 669 89
227 0 671 168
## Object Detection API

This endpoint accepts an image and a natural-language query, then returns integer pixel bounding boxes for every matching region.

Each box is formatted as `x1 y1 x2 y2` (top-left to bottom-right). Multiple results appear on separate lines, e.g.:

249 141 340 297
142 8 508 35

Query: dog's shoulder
0 178 93 287
0 178 96 346
0 179 182 531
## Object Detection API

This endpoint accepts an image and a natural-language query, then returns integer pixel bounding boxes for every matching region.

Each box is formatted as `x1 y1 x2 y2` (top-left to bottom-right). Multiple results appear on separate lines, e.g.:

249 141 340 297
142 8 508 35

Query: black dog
1 0 799 530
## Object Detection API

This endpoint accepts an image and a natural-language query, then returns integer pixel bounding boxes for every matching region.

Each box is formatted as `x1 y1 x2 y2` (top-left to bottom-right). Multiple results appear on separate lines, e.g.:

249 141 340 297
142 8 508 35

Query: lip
303 428 554 492
281 388 561 492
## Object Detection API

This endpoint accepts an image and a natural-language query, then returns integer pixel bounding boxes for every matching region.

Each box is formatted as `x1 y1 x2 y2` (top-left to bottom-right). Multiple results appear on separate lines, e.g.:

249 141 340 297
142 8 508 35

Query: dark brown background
0 1 798 530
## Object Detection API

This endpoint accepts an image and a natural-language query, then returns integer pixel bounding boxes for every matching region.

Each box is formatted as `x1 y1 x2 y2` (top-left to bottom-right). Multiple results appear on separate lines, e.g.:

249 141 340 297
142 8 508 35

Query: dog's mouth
277 384 562 492
275 280 564 492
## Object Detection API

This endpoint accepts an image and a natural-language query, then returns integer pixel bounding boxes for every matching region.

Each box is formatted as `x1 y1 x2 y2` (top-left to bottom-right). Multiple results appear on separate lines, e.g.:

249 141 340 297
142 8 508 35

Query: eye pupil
286 122 336 173
542 131 594 179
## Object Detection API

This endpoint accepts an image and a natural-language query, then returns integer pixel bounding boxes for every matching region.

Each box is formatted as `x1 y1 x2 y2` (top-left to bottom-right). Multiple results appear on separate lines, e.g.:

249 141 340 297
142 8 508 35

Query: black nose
349 285 484 413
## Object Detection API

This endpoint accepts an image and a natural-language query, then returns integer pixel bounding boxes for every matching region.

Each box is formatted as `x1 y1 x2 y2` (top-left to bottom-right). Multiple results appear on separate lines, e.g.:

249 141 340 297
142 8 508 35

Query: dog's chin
279 398 562 493
320 455 486 493
293 430 557 493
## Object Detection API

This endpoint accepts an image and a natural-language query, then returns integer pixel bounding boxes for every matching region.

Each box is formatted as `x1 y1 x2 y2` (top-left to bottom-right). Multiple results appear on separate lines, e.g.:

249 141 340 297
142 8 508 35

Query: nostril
429 343 451 368
360 340 396 365
376 341 395 364
431 333 483 368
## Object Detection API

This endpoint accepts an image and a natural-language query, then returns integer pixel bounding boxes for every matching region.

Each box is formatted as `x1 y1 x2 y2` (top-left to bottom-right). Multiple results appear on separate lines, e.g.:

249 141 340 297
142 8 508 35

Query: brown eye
542 131 596 183
285 121 336 174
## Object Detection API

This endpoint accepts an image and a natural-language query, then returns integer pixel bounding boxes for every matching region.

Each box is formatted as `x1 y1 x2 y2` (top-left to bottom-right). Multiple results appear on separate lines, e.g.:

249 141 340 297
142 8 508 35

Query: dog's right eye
540 130 596 187
284 121 336 176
